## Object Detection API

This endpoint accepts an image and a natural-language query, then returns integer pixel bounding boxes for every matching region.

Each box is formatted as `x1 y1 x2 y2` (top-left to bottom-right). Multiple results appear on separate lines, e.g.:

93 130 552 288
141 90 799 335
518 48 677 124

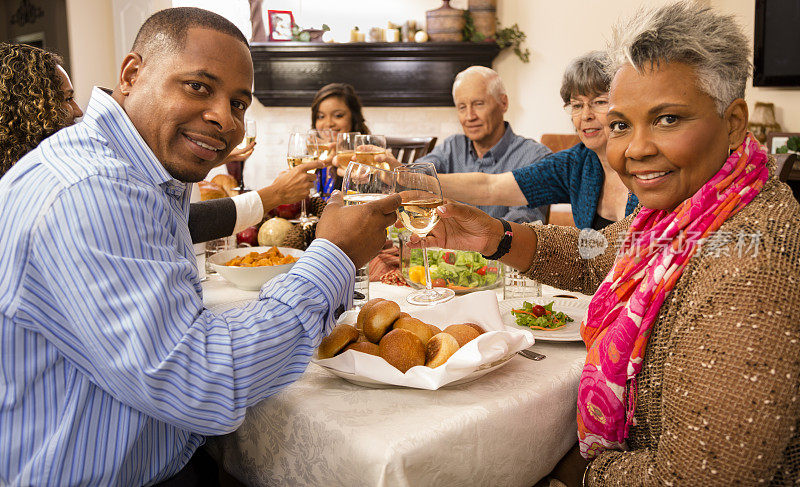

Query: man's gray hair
452 66 507 102
606 1 750 115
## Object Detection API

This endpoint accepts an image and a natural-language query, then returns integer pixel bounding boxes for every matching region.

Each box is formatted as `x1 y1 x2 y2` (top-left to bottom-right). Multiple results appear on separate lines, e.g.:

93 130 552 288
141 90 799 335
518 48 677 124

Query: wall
710 0 800 132
65 0 117 108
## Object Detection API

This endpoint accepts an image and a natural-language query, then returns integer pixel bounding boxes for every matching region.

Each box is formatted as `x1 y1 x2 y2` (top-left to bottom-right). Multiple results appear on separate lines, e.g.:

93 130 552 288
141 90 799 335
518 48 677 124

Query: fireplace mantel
251 41 501 107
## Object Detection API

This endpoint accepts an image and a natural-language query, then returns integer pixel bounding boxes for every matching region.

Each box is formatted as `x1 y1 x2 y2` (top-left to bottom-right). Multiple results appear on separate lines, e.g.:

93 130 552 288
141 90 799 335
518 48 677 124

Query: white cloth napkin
313 290 535 389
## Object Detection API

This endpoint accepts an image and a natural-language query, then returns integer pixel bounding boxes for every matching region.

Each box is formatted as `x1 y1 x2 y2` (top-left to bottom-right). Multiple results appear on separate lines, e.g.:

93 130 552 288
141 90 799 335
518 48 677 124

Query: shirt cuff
231 191 264 234
283 239 355 311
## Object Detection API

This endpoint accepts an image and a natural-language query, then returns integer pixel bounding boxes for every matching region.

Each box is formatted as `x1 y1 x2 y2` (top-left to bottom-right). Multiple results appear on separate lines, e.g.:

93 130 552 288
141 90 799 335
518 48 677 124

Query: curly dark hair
310 83 370 135
0 43 69 176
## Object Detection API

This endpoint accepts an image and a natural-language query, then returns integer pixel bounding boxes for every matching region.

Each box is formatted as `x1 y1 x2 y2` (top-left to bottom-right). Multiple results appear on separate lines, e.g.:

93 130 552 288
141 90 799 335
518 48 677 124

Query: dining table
202 274 589 487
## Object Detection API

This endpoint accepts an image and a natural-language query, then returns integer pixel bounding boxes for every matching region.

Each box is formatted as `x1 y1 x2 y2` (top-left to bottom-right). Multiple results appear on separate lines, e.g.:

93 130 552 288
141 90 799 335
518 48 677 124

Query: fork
517 348 546 361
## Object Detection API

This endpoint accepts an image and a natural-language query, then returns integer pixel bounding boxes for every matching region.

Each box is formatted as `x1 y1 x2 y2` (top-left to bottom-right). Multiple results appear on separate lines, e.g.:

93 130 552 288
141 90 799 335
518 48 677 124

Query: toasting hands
317 191 401 268
403 201 504 257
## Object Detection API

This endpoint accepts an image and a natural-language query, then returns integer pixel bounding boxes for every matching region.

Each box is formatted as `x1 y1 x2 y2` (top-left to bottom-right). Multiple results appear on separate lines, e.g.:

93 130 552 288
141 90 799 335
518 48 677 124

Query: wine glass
287 131 319 224
342 161 396 309
308 129 336 199
228 119 256 191
394 162 454 305
354 134 388 170
335 132 360 175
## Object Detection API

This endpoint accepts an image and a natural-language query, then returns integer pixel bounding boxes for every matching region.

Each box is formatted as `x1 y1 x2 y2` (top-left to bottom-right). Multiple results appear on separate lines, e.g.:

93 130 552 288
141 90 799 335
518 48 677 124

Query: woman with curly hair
0 42 82 176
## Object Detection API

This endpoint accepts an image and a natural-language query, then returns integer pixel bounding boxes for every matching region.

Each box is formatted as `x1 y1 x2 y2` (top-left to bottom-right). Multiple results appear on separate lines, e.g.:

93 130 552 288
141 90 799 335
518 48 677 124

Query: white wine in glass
342 161 396 309
354 134 388 170
394 162 454 305
286 132 319 223
335 132 360 173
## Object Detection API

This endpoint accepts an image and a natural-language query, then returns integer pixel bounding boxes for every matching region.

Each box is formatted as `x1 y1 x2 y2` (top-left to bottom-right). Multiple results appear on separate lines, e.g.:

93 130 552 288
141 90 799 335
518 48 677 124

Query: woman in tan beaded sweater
410 2 800 485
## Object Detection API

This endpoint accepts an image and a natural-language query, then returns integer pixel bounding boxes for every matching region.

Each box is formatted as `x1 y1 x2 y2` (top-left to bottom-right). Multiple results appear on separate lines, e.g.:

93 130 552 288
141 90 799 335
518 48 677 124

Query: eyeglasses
563 97 609 116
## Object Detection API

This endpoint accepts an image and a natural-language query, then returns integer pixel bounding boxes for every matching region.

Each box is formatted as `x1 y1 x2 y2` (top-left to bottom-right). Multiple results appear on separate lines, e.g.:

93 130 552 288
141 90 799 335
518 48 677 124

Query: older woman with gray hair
408 2 800 485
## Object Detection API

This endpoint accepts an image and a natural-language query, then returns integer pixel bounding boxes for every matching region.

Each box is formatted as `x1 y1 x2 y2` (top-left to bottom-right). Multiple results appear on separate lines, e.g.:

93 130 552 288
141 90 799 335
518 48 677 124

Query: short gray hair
560 51 612 105
606 1 750 115
452 66 507 102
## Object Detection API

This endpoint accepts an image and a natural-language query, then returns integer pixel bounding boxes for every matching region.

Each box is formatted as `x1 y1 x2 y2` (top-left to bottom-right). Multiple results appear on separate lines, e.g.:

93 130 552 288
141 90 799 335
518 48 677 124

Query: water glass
354 263 370 307
503 264 542 299
205 235 235 276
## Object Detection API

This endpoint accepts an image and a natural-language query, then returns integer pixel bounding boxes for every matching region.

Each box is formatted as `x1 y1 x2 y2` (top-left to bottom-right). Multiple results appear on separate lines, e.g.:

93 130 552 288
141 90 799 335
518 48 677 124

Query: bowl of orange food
207 246 303 290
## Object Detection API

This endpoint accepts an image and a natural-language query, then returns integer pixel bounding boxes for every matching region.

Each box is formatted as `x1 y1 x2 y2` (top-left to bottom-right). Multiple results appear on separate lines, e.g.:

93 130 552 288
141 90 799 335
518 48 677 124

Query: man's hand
317 191 401 268
404 200 503 256
217 140 255 168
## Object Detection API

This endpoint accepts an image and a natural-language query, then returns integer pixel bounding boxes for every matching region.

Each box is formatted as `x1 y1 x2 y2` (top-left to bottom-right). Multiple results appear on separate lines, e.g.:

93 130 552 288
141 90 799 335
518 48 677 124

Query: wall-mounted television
753 0 800 87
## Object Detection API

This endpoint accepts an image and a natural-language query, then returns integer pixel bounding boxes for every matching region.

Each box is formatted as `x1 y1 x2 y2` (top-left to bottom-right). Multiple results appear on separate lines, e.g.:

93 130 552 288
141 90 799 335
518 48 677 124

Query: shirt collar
81 87 186 196
469 122 514 163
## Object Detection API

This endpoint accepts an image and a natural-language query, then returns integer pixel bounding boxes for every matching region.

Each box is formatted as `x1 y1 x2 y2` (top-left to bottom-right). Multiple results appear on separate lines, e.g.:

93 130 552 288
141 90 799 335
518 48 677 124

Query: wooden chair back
540 133 580 153
385 136 438 164
775 153 798 182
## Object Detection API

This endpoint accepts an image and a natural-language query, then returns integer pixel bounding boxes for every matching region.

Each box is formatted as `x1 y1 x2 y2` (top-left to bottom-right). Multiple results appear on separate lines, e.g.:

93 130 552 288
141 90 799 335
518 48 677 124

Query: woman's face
56 65 83 124
315 96 353 133
569 92 609 153
605 62 732 211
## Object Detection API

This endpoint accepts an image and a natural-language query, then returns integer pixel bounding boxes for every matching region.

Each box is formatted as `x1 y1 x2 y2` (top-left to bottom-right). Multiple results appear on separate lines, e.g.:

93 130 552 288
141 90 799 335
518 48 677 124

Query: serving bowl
207 246 304 290
399 234 502 294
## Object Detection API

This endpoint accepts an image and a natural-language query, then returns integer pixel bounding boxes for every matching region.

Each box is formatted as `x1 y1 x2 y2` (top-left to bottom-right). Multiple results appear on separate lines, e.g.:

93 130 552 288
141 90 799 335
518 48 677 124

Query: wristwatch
481 218 513 260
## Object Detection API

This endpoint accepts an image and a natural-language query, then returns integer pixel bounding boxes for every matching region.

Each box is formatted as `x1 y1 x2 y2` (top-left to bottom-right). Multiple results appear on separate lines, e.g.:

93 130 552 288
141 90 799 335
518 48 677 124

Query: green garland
463 11 530 63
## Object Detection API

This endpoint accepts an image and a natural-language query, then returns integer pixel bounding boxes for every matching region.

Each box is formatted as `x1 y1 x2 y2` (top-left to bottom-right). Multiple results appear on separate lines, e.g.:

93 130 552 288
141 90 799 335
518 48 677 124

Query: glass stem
300 198 307 218
421 239 434 292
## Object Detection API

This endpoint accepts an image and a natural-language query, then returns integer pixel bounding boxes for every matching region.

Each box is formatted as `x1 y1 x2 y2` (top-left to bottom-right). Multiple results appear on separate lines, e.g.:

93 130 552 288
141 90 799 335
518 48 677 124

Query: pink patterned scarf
577 133 769 459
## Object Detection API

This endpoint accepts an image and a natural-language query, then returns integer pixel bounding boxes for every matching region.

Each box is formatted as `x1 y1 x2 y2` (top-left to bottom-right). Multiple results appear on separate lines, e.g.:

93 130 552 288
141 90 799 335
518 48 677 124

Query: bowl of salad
399 234 502 294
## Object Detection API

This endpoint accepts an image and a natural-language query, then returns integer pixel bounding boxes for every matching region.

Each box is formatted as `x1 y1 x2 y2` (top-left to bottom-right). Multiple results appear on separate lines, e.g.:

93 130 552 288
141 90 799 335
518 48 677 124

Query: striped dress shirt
0 88 354 486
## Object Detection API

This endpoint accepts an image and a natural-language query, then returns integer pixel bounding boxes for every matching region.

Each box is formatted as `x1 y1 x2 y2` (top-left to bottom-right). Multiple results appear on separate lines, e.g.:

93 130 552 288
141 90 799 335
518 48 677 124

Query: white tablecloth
203 279 587 487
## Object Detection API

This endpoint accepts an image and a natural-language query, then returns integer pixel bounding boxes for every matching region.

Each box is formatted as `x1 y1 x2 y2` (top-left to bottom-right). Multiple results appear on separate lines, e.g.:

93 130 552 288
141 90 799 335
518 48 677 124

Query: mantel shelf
251 41 502 107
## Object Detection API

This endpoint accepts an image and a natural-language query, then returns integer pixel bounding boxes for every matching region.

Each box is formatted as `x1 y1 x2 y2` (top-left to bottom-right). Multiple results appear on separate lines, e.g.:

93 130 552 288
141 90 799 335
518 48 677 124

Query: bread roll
425 333 460 368
356 298 386 331
428 324 442 336
442 324 481 347
198 181 227 201
462 322 486 335
344 341 380 356
318 324 359 359
379 329 425 373
393 316 434 345
363 300 402 343
211 173 239 196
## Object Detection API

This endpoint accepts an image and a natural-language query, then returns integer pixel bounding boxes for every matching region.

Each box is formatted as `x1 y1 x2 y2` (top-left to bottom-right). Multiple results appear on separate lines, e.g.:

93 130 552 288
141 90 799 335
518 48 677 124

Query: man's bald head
131 7 248 59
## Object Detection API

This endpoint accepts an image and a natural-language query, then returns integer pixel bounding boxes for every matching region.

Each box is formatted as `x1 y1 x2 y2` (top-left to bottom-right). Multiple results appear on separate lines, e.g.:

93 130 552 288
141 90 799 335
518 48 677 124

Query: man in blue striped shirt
0 8 399 486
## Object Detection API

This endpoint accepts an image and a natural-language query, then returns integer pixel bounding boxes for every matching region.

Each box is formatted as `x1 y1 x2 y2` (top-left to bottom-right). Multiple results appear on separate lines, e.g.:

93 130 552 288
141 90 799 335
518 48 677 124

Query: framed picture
766 132 800 154
268 10 294 41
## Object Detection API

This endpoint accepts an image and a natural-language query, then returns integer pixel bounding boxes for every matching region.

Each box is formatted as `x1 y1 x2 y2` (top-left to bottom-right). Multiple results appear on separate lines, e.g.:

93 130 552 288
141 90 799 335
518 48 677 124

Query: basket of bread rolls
313 290 534 389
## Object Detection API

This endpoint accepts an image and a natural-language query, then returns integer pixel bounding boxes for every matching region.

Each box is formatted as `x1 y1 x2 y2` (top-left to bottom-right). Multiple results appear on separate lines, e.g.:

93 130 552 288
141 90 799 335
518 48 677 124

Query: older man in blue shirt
395 66 551 223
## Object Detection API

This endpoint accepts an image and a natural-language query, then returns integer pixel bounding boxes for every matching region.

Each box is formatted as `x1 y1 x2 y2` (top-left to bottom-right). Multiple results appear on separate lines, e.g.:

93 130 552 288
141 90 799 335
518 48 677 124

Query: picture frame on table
267 10 294 42
767 132 800 154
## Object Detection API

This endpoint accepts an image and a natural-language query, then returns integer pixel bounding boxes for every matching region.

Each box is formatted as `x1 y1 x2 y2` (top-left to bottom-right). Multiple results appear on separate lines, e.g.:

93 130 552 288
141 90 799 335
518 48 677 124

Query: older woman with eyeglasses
438 51 637 230
410 2 800 485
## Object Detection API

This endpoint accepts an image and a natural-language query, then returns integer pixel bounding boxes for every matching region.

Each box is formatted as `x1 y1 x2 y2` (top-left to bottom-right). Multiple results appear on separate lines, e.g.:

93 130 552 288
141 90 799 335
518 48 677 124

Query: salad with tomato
405 249 500 291
511 301 574 330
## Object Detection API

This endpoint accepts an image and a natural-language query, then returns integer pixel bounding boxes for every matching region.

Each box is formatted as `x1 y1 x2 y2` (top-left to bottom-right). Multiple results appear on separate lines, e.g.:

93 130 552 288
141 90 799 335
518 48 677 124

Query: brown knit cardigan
526 169 800 485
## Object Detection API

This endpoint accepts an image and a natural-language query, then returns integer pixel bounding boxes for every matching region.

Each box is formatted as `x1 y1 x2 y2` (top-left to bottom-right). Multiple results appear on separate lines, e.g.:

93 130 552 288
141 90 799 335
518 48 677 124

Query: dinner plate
499 297 589 342
314 350 517 389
